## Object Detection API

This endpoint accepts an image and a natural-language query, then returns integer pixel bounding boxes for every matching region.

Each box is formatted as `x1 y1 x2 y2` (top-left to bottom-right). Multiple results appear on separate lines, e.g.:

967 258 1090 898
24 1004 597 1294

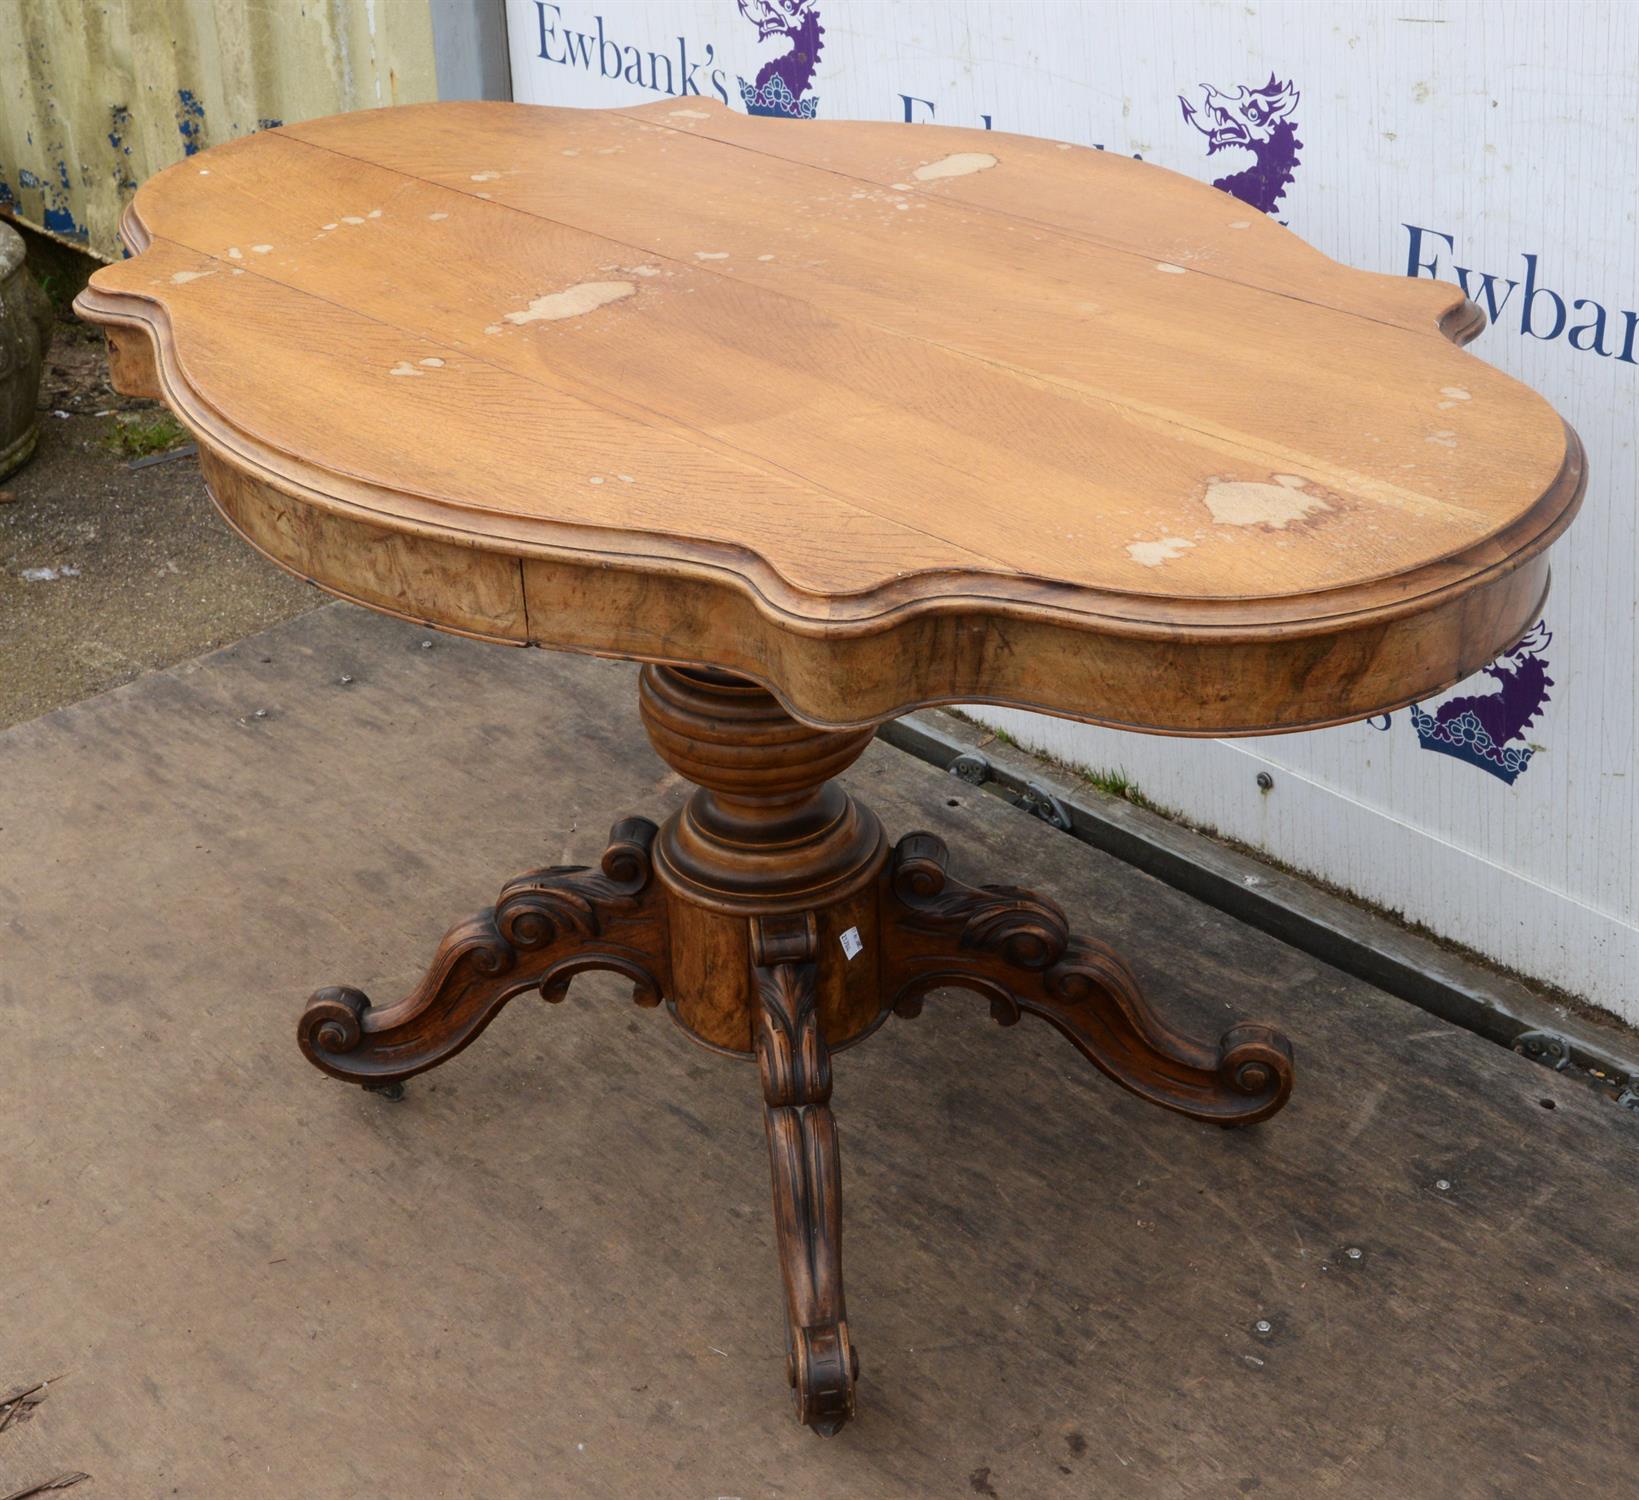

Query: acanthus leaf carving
750 914 856 1434
297 819 669 1084
883 833 1294 1125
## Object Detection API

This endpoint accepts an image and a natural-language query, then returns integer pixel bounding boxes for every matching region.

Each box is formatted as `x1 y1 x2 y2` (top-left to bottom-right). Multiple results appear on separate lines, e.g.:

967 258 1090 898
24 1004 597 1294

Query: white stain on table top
1155 262 1187 275
912 152 998 182
388 357 447 377
1127 536 1197 567
1202 474 1331 529
501 280 637 326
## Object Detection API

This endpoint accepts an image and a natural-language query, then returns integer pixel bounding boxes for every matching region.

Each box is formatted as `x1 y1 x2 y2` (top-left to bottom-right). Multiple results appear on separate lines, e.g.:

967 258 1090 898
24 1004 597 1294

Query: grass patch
947 710 1165 815
1082 766 1160 813
105 409 188 459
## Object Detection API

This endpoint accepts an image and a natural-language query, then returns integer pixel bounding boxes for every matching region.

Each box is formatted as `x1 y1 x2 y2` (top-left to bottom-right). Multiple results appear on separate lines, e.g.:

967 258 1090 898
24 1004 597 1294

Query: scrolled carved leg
751 912 857 1436
298 817 670 1086
882 833 1294 1126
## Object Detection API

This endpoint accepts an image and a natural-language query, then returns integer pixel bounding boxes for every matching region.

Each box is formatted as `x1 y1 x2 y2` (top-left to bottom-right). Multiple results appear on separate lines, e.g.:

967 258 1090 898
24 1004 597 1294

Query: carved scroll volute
297 818 670 1085
882 833 1295 1126
750 912 857 1435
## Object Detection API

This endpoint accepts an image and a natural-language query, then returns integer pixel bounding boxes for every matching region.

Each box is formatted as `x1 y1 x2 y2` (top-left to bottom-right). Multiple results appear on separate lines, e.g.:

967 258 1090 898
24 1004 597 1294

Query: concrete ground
0 312 318 729
4 605 1636 1499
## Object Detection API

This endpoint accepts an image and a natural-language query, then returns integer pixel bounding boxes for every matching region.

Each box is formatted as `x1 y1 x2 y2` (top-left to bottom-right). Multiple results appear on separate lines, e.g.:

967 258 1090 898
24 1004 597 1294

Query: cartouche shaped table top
76 100 1583 734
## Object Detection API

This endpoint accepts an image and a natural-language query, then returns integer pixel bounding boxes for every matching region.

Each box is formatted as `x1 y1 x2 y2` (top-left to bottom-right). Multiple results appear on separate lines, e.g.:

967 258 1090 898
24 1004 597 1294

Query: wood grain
74 100 1585 733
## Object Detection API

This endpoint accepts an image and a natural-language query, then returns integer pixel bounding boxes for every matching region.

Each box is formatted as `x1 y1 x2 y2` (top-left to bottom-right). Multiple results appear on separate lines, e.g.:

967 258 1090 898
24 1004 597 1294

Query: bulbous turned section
638 665 886 914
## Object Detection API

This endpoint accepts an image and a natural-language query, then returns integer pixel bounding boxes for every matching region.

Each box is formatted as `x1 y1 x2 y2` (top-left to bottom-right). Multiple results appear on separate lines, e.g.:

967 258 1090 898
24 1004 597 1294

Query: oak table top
77 100 1583 734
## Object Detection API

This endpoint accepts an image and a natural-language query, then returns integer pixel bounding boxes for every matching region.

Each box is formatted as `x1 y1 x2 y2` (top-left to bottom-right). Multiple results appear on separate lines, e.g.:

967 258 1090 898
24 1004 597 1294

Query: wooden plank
619 99 1472 334
91 237 969 602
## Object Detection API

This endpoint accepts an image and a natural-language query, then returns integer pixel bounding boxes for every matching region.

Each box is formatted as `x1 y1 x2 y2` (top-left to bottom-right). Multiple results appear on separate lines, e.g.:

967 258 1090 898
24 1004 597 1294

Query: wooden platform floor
3 605 1634 1499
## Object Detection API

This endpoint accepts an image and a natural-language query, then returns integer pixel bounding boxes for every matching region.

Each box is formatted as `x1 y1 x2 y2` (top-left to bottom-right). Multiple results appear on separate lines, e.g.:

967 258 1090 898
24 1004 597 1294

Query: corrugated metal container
0 0 440 259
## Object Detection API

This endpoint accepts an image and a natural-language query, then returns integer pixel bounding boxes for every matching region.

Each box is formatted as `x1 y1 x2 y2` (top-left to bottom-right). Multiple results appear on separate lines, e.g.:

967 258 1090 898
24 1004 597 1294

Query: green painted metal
0 0 439 259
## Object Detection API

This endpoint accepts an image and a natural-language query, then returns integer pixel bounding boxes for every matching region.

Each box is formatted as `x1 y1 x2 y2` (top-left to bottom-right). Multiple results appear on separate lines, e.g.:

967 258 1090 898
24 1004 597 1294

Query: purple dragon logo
1178 75 1302 216
1174 74 1559 784
736 0 824 119
1408 622 1554 784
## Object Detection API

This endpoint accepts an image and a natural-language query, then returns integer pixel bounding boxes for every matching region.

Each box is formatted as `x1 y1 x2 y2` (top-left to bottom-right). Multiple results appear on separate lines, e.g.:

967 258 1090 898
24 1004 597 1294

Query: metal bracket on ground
946 750 1073 832
1512 1030 1572 1072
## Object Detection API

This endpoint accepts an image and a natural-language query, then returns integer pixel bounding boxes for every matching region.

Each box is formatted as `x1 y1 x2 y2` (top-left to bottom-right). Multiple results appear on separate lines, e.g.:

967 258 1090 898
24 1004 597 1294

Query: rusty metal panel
0 0 438 259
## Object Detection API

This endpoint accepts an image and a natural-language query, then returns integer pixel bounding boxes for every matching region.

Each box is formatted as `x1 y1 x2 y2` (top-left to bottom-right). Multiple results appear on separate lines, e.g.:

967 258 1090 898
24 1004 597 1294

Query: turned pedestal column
297 665 1294 1432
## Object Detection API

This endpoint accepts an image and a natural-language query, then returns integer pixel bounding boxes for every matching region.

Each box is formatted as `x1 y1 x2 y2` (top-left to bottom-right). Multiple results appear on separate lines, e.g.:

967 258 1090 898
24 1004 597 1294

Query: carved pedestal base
298 665 1294 1435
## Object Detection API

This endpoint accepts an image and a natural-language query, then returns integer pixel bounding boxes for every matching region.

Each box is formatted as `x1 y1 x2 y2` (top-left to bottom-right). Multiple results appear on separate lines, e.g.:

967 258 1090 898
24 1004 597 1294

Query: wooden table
76 100 1583 1436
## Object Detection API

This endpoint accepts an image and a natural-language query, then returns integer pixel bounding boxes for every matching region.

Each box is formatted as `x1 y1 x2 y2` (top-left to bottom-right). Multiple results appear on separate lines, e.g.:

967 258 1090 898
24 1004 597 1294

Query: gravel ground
0 311 320 729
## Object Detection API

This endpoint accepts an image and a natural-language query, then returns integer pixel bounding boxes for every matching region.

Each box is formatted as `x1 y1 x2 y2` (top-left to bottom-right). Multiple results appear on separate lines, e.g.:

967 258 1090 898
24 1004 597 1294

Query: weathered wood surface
3 604 1634 1497
74 101 1583 732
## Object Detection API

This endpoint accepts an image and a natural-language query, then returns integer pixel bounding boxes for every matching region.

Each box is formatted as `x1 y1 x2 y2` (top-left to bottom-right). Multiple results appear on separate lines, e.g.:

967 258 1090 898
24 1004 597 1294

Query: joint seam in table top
308 101 1462 348
245 127 1511 549
108 254 1086 634
123 230 1007 591
620 107 1459 342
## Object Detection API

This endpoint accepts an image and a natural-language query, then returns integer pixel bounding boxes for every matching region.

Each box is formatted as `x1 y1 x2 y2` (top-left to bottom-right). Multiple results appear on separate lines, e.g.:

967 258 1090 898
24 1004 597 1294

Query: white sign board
506 0 1638 1022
